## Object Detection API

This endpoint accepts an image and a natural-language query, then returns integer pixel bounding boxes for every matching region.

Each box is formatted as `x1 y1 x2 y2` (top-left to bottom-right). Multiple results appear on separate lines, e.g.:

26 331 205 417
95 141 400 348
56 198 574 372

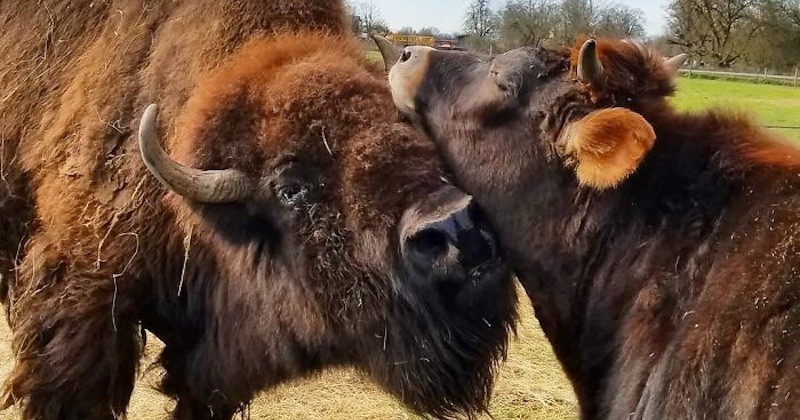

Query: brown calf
383 37 800 419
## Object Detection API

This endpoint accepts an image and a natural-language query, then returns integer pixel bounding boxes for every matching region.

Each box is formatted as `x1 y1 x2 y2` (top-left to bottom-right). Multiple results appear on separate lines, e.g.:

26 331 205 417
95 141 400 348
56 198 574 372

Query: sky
367 0 671 37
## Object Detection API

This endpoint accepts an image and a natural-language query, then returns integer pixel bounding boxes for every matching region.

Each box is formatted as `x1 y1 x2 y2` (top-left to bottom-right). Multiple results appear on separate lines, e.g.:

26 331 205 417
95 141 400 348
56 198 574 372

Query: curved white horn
138 104 253 203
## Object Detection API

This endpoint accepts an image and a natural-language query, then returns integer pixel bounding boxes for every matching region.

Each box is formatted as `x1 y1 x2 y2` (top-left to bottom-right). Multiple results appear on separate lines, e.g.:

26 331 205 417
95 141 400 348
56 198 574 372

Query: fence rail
678 68 799 86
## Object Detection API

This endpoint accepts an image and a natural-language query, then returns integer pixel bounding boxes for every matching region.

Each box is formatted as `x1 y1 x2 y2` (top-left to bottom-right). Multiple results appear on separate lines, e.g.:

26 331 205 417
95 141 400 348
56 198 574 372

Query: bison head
138 36 516 418
381 37 686 190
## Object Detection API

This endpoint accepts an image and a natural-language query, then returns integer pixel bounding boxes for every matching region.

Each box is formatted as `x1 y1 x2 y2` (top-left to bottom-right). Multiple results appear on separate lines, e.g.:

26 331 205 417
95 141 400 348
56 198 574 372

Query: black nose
403 194 497 279
400 48 412 63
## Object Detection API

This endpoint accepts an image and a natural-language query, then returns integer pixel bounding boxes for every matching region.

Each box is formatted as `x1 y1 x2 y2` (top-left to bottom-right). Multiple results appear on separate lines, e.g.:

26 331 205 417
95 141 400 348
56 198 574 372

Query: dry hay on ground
0 289 576 419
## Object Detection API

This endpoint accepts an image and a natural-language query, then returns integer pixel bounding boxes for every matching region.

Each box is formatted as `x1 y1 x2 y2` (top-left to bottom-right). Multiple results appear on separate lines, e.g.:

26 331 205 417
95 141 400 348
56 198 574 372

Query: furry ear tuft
562 108 656 189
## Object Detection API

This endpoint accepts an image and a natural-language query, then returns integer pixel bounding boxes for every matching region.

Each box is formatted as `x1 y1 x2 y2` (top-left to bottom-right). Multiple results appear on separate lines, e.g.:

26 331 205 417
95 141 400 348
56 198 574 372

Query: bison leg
2 239 142 419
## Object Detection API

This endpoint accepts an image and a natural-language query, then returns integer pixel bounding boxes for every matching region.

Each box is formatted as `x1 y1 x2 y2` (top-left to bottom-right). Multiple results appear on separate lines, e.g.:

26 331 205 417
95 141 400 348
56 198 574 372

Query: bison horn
577 39 605 89
373 35 402 73
665 53 689 73
138 104 253 203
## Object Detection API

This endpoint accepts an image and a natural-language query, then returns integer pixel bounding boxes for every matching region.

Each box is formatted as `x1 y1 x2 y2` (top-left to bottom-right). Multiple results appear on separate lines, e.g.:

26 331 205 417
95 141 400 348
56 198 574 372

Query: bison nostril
456 228 497 270
400 49 412 63
409 229 449 259
401 190 503 290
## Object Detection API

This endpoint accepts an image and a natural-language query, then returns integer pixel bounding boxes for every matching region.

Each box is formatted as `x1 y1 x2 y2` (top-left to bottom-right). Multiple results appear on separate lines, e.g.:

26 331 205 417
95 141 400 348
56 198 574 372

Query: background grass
1 74 798 420
365 49 383 64
672 77 800 141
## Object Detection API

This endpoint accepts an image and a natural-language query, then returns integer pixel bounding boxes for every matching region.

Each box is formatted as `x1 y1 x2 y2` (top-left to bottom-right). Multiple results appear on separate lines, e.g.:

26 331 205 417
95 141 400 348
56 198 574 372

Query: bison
0 2 518 419
381 38 800 418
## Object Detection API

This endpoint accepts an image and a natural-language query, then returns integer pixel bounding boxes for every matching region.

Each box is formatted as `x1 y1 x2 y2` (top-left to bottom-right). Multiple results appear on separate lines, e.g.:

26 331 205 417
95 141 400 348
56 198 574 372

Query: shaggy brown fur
387 38 800 419
0 2 517 419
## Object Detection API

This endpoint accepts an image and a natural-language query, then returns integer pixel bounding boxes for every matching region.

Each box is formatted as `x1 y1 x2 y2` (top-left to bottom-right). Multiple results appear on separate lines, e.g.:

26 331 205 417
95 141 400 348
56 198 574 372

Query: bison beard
305 213 515 418
161 177 516 418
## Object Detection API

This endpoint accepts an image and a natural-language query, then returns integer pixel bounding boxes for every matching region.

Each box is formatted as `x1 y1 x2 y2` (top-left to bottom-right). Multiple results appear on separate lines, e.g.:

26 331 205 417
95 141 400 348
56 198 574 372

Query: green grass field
672 77 800 141
365 49 383 64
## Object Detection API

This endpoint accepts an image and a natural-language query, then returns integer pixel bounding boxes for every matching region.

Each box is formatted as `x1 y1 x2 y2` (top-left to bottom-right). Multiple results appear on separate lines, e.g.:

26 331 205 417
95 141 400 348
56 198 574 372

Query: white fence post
794 67 799 87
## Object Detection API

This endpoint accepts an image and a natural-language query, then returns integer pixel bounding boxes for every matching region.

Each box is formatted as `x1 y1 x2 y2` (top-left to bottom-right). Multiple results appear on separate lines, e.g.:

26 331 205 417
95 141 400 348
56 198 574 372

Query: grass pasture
672 77 800 141
1 72 799 420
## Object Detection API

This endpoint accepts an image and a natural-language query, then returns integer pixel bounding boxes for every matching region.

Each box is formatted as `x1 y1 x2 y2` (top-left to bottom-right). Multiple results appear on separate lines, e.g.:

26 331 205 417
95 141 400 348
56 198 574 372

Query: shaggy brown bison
381 38 800 418
0 2 518 419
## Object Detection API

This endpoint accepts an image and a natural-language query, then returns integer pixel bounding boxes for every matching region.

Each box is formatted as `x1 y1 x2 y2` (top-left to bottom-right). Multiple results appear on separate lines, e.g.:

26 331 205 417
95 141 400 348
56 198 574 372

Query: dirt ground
0 292 577 419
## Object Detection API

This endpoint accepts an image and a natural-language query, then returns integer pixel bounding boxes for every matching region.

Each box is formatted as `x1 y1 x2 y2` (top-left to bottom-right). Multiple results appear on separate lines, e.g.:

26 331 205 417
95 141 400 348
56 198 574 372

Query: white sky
366 0 670 37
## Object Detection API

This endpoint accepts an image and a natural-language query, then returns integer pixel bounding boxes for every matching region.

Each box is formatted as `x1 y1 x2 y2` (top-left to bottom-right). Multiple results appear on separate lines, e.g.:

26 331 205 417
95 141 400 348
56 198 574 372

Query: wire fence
678 67 800 87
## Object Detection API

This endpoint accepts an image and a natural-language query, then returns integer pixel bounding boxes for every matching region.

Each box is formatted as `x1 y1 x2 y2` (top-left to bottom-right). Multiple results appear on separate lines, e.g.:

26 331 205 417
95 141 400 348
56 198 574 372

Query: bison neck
426 113 738 418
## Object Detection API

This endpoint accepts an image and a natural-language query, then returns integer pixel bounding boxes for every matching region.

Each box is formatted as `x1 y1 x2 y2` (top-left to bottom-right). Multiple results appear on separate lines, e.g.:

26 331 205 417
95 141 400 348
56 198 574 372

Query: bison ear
561 108 656 190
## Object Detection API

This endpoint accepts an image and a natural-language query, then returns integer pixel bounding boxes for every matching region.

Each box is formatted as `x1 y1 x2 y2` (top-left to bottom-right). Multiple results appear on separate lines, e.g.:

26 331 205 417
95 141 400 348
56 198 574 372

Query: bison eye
276 183 310 207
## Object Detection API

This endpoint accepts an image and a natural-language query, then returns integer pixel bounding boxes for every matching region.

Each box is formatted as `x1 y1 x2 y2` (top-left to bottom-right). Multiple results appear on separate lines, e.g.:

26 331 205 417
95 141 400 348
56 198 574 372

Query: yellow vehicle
386 33 435 47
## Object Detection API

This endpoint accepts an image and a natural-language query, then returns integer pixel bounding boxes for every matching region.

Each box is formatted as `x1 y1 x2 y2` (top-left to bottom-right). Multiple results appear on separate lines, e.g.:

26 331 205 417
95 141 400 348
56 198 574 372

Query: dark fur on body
0 2 517 419
390 40 800 419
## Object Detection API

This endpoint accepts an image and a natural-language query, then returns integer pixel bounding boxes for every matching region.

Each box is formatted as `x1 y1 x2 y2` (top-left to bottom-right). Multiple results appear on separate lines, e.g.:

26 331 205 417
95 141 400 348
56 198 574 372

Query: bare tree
559 0 596 43
464 0 500 38
783 0 800 26
497 0 645 48
464 0 501 52
669 0 760 67
418 26 442 36
747 0 800 69
668 0 711 58
500 0 560 49
595 4 645 38
353 1 389 35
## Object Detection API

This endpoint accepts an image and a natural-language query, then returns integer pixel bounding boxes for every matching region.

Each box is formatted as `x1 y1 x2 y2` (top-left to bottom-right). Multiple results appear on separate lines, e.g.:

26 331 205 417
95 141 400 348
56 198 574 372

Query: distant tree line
396 26 458 40
347 1 457 38
350 0 800 72
462 0 646 52
462 0 800 71
347 1 390 36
